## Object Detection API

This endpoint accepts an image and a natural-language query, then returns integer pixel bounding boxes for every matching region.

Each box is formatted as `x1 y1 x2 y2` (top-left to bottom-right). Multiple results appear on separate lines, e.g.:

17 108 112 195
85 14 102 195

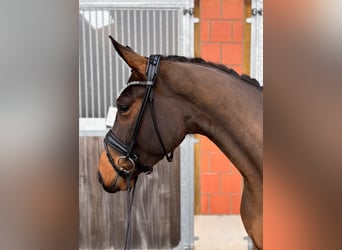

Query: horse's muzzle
97 171 120 193
102 184 120 193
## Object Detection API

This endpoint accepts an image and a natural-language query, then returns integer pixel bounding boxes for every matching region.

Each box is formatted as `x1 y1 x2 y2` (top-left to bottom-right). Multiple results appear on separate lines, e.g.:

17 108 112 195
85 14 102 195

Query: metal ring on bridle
117 156 136 175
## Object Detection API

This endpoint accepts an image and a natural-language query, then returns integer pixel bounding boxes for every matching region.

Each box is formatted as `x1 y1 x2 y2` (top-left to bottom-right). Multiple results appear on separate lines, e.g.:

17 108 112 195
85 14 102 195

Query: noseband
103 54 174 179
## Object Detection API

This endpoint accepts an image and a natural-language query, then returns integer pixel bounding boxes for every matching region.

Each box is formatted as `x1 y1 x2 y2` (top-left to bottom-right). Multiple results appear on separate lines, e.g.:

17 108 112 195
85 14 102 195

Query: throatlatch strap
147 55 174 162
149 99 174 162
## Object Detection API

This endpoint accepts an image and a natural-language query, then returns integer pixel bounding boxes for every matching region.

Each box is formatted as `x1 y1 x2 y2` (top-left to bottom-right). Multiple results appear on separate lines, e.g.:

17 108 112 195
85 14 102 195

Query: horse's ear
109 35 147 76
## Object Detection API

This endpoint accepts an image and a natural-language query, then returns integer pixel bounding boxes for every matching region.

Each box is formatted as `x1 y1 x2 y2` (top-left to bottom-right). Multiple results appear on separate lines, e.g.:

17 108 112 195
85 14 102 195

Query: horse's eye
117 104 130 113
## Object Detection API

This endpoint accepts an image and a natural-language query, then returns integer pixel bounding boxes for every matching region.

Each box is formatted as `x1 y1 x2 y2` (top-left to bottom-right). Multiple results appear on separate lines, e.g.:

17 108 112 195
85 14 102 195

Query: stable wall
197 0 248 215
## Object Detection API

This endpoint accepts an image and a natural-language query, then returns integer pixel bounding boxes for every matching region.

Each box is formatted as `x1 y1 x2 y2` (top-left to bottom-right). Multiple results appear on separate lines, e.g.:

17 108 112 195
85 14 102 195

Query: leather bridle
103 54 174 181
103 55 174 250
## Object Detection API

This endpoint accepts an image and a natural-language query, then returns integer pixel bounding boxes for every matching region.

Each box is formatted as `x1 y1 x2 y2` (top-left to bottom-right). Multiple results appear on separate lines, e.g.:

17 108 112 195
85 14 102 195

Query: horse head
98 37 187 193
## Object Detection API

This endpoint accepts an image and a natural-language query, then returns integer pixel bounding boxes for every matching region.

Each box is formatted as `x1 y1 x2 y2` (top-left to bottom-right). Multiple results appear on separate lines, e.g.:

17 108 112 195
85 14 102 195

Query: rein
103 55 174 250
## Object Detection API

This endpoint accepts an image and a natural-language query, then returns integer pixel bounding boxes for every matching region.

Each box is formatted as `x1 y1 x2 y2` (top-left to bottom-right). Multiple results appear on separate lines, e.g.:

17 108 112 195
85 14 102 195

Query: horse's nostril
98 172 104 184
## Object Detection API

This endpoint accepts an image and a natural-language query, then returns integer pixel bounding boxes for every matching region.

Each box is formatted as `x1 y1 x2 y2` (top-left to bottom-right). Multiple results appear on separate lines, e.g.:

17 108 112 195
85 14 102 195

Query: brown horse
98 37 263 249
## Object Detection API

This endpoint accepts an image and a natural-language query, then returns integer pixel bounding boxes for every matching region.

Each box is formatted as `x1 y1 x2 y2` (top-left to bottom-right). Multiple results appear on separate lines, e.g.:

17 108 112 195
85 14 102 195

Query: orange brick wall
198 0 245 215
200 0 244 74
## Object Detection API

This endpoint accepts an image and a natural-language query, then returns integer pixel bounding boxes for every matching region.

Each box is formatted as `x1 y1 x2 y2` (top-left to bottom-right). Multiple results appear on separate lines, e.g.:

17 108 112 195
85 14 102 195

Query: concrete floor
194 215 251 250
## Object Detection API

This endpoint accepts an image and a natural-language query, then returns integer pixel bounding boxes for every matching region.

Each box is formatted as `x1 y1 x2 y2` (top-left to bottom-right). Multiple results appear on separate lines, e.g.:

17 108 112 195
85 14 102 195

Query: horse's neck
164 63 263 185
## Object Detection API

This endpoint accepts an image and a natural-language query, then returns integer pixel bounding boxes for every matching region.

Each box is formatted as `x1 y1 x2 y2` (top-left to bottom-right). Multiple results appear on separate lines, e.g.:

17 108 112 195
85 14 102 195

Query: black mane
163 55 262 89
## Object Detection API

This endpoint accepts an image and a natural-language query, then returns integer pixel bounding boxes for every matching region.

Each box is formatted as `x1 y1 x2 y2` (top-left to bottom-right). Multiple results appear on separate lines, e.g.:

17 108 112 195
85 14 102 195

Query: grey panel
79 9 179 118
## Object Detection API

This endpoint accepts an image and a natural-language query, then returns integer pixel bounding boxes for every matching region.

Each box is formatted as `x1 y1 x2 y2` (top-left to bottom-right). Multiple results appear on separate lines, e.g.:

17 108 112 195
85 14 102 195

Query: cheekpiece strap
146 55 162 81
